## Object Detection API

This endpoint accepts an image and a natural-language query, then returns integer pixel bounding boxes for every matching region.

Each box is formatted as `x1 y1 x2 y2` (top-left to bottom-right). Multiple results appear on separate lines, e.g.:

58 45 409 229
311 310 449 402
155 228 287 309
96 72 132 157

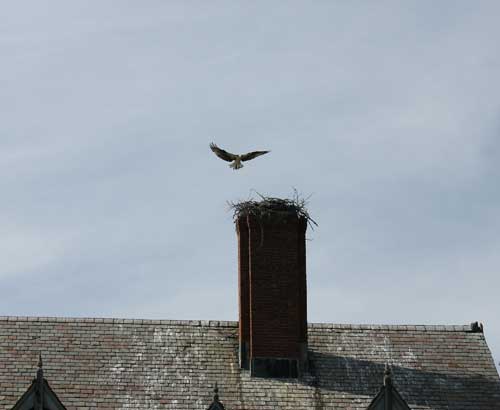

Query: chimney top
229 193 317 227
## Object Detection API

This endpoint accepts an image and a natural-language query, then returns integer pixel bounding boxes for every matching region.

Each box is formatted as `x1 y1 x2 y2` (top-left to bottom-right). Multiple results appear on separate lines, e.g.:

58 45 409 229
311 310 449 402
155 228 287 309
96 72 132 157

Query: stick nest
228 190 318 229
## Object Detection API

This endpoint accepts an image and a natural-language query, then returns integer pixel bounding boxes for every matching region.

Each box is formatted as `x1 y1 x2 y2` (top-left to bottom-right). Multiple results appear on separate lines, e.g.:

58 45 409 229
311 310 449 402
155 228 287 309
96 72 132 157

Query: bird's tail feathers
229 161 243 170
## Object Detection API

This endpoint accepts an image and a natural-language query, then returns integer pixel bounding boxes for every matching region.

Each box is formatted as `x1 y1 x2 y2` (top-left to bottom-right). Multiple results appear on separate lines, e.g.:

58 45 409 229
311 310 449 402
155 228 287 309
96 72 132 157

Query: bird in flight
210 142 270 170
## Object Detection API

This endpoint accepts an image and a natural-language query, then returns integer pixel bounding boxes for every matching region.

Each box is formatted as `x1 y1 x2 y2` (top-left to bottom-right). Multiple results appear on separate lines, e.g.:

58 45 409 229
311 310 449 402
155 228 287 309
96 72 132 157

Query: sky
1 2 499 373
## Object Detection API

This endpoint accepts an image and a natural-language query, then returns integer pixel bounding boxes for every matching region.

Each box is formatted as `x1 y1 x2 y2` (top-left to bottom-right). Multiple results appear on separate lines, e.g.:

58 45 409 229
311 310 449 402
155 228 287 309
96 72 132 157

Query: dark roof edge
0 316 476 332
0 316 237 327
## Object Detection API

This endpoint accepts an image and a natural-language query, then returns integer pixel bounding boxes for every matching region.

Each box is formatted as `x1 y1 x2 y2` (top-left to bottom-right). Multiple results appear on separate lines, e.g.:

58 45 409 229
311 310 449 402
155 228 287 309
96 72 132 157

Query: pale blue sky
1 2 499 372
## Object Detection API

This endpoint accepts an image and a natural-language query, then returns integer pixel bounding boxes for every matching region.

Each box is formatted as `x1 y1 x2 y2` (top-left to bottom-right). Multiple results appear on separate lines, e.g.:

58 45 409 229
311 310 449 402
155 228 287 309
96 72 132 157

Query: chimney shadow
292 350 500 408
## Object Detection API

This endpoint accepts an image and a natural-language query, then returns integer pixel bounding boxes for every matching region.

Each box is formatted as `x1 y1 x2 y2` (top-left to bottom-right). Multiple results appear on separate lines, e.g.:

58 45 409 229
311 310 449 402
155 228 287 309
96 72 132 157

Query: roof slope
1 317 499 410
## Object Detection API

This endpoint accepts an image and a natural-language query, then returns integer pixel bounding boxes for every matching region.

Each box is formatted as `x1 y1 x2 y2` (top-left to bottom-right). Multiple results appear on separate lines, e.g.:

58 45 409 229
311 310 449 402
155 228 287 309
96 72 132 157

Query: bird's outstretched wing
210 143 237 162
241 150 270 162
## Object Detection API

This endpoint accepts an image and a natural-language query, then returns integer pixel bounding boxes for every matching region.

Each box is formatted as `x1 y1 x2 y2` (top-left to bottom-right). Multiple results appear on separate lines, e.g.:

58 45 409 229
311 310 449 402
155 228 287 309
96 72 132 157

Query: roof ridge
0 316 238 327
307 322 472 332
0 316 474 331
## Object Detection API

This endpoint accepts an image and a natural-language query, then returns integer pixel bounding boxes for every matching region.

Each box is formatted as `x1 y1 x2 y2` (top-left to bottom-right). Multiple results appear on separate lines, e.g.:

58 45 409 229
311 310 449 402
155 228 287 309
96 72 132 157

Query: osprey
210 143 270 170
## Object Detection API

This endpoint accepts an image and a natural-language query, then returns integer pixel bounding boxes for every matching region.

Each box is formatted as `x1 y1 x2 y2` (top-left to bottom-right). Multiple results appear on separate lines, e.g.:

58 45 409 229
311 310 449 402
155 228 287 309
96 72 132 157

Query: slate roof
1 316 499 410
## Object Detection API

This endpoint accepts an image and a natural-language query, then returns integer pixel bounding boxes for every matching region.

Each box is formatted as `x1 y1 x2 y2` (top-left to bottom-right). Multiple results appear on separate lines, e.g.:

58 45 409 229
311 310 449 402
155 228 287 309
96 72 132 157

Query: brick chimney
235 198 308 377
